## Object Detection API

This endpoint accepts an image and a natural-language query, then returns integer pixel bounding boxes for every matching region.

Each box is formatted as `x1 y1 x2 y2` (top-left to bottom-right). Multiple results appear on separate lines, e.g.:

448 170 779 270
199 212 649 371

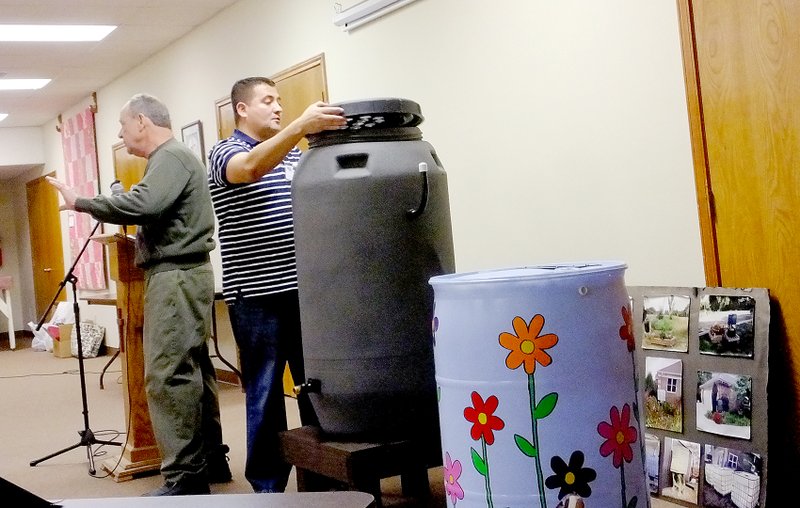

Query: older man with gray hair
47 93 230 496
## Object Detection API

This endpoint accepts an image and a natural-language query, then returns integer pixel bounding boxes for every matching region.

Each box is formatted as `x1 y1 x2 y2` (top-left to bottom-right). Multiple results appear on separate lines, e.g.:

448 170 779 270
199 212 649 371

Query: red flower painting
464 391 505 445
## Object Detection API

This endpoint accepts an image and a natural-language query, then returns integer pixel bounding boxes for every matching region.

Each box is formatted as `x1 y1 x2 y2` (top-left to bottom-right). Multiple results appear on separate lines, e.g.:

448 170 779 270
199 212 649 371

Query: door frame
676 0 719 286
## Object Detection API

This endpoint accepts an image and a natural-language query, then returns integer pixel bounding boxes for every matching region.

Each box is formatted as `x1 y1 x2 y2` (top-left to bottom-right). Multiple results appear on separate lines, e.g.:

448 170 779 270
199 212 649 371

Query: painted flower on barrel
597 403 638 468
598 403 639 508
498 314 560 508
464 391 505 445
499 314 559 374
443 452 465 506
619 303 644 438
619 305 635 352
545 450 596 500
464 391 505 507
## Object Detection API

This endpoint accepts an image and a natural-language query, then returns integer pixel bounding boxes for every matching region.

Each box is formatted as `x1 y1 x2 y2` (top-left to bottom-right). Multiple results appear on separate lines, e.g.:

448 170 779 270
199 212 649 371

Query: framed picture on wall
180 120 205 165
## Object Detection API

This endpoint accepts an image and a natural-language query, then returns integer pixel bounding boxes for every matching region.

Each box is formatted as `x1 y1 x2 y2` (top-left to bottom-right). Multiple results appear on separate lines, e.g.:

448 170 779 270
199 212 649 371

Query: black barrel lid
307 98 424 147
336 97 424 130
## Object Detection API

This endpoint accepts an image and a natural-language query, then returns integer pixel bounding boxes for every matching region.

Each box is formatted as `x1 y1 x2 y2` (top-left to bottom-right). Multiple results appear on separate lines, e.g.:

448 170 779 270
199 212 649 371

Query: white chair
0 276 15 349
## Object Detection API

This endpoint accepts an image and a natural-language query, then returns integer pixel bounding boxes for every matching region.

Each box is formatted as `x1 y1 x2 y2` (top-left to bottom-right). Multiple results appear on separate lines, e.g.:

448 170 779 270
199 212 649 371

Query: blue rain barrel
430 262 649 507
292 98 455 440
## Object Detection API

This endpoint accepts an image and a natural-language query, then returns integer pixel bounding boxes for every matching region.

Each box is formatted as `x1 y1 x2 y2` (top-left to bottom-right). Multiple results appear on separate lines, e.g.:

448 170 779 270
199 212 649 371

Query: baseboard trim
0 329 33 339
0 330 32 350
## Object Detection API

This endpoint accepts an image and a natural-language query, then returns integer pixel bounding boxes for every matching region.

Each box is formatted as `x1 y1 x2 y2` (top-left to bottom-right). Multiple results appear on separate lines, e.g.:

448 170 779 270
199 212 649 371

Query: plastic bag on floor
28 302 75 352
28 321 53 352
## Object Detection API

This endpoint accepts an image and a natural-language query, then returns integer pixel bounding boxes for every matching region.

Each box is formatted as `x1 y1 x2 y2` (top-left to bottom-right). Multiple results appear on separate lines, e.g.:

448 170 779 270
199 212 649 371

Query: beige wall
2 0 706 345
0 129 46 335
0 128 44 165
0 166 45 336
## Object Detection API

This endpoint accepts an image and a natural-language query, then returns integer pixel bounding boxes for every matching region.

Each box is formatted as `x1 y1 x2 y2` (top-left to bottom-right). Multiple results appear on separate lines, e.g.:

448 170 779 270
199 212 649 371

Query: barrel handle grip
406 162 429 219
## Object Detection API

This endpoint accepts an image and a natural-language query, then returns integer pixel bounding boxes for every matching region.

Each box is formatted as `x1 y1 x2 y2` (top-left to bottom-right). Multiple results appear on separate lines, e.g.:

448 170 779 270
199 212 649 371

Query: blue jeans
227 290 317 492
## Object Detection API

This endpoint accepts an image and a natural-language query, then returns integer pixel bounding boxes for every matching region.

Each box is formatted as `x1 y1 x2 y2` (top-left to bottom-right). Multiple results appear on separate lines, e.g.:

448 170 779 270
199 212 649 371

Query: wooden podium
92 233 161 481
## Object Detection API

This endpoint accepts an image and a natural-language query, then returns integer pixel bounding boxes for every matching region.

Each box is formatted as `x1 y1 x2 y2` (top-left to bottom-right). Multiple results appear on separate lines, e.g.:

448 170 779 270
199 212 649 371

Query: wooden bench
278 425 437 508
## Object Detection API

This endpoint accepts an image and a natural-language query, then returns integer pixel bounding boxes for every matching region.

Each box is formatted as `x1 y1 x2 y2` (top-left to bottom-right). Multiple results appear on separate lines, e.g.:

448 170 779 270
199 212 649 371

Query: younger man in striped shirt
207 77 345 493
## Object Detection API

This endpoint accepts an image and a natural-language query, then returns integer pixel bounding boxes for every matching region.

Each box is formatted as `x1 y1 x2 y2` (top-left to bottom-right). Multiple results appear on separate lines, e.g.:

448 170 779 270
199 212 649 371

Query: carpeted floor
0 335 445 506
0 335 681 508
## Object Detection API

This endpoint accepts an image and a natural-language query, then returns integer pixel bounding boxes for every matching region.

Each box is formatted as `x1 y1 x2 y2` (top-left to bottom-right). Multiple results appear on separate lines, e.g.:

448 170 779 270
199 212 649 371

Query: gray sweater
76 138 215 273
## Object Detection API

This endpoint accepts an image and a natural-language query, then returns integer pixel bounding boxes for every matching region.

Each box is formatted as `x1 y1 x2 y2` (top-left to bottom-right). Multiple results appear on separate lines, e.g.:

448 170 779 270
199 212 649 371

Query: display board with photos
627 286 768 508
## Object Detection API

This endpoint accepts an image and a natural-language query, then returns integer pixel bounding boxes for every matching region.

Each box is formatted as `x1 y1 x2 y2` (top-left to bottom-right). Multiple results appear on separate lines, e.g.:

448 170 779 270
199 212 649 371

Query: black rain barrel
292 98 455 441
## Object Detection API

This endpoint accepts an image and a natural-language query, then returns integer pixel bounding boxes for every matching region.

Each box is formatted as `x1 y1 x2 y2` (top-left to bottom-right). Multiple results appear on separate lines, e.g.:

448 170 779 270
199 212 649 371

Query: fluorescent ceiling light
0 79 51 90
0 24 116 42
0 113 8 122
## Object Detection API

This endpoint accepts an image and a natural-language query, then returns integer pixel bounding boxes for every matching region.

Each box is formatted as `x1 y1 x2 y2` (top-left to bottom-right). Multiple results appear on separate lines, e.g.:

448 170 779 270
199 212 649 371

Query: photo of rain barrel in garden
430 262 649 508
292 98 455 440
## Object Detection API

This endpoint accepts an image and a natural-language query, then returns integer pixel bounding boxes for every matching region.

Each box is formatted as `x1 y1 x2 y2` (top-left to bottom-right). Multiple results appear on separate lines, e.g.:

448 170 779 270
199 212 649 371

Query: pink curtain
61 107 106 290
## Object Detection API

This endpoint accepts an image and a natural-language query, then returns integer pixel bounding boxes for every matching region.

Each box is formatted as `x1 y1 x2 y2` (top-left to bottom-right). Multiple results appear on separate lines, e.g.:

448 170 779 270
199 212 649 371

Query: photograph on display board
641 294 691 352
703 445 762 508
696 371 753 440
645 433 661 494
698 294 756 358
644 356 683 432
661 437 701 505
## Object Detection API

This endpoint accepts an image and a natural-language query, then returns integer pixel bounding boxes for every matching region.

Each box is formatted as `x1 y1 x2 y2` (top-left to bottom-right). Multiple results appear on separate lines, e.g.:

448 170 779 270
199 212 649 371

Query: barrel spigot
293 378 321 396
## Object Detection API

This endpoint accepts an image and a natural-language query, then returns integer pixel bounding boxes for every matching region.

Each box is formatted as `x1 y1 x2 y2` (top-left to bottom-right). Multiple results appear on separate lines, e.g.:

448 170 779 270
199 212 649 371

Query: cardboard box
48 323 73 358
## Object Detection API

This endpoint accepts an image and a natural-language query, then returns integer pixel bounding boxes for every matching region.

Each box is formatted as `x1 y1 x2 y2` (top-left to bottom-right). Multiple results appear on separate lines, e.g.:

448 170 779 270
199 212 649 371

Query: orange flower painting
499 314 559 374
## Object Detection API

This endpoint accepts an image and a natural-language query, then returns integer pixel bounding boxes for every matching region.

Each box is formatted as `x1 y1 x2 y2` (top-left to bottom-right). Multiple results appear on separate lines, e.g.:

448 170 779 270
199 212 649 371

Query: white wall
0 127 44 165
0 166 47 335
322 1 704 284
18 0 707 344
0 127 46 330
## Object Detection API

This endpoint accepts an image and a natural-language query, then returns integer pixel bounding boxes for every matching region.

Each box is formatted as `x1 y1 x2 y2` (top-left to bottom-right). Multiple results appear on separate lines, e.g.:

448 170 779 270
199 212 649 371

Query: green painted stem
529 373 547 508
620 461 627 508
482 439 494 508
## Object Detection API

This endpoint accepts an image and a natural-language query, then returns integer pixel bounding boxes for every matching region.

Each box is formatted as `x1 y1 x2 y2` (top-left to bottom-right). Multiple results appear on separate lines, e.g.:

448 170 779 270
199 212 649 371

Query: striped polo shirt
208 129 302 302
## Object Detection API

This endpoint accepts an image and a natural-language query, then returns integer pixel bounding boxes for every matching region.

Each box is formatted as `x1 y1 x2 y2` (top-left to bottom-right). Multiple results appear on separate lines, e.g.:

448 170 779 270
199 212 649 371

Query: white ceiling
0 0 240 179
0 0 240 130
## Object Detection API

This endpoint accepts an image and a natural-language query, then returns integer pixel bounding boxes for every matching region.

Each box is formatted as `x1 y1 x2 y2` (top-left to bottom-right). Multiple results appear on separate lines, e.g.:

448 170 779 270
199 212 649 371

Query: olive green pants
143 262 223 484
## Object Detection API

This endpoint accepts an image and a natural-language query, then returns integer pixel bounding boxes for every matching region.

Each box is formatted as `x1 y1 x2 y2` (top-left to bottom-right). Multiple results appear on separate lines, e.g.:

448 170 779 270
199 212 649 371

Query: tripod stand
29 221 121 475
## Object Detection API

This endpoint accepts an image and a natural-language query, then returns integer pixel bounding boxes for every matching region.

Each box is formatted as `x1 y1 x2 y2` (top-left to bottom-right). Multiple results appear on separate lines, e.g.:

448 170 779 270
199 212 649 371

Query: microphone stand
30 219 121 475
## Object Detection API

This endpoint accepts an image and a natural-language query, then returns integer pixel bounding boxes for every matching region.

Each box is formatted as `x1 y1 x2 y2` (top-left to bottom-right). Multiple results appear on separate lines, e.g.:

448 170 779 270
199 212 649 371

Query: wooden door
213 53 328 148
677 0 799 490
26 173 66 319
272 54 328 152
